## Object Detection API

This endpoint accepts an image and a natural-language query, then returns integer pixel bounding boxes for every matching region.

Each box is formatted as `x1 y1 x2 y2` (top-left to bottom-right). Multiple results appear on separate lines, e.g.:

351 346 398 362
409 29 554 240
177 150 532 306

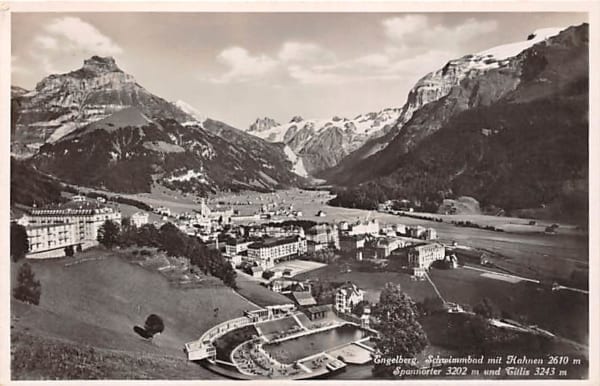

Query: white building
26 223 79 259
409 225 426 239
22 203 121 259
334 282 365 314
225 239 253 257
247 236 307 268
425 228 437 240
306 224 339 249
347 219 379 236
408 243 445 277
131 212 149 228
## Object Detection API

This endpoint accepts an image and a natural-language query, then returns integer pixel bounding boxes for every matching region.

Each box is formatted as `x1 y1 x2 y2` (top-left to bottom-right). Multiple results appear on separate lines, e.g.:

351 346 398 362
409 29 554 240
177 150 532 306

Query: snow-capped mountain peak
173 100 207 126
246 108 400 174
477 27 565 60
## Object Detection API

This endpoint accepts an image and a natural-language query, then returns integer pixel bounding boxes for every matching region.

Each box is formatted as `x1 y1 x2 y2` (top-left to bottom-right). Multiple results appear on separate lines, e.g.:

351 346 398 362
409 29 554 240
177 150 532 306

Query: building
346 219 380 236
307 240 326 253
224 239 253 257
408 226 426 239
26 223 79 259
363 237 405 259
22 202 121 259
247 236 307 268
392 224 407 236
131 212 149 228
306 224 340 249
291 291 317 307
225 254 242 267
155 206 171 217
408 243 445 276
71 195 86 202
334 282 364 314
339 235 366 254
250 266 264 278
425 228 437 240
305 305 329 321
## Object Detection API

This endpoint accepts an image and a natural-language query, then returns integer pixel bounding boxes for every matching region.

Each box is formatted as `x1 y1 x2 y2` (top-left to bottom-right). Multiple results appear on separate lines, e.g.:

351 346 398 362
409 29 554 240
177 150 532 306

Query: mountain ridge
13 56 305 194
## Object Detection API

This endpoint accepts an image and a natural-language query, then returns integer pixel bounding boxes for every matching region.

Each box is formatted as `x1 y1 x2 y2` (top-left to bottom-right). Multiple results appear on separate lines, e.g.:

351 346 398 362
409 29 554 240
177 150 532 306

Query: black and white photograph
3 2 598 383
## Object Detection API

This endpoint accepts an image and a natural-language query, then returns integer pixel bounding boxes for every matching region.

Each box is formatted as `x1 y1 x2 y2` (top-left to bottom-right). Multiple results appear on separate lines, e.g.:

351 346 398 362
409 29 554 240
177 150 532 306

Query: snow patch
283 145 308 177
167 169 208 183
173 100 206 125
478 27 565 60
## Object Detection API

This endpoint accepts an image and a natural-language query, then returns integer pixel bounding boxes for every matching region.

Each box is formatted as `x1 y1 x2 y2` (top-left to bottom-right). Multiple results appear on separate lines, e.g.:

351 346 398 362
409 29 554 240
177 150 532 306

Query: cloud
207 16 498 86
22 17 122 76
11 55 32 76
211 46 278 83
278 42 335 64
41 17 122 55
383 15 498 52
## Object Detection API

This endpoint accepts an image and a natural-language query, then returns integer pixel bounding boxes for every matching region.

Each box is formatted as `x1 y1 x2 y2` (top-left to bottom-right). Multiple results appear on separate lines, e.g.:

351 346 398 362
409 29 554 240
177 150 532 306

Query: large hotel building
247 236 307 268
18 201 121 259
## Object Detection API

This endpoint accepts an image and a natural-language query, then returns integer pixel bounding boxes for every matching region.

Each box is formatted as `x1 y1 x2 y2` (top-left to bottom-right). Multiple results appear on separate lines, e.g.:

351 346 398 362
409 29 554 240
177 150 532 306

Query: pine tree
11 222 29 262
13 263 41 305
97 220 120 249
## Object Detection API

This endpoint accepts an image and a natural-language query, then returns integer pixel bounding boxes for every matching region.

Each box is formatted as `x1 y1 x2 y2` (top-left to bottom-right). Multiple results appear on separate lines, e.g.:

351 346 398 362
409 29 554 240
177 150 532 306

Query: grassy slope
296 261 588 344
11 250 260 379
235 275 294 308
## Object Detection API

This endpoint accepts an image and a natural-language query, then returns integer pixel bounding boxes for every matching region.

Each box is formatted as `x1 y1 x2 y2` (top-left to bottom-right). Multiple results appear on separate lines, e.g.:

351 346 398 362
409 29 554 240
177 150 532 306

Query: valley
8 14 591 382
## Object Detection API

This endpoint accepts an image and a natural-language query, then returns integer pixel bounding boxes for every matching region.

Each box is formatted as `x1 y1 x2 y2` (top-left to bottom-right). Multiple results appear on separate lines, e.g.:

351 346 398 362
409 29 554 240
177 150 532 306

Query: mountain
15 56 304 194
246 109 400 174
328 24 588 221
11 56 194 157
324 27 567 182
173 100 207 125
11 157 70 207
249 117 280 133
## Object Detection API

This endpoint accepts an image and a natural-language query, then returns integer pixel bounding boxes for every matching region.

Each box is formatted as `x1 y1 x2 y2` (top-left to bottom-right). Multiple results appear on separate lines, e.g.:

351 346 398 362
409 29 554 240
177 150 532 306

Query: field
235 275 294 307
10 250 261 379
121 187 587 276
296 260 588 344
75 185 588 283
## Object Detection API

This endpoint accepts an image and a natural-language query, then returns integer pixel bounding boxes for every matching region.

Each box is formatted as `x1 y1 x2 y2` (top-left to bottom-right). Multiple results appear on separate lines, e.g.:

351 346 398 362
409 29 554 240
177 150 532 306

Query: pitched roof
291 291 317 306
306 305 330 314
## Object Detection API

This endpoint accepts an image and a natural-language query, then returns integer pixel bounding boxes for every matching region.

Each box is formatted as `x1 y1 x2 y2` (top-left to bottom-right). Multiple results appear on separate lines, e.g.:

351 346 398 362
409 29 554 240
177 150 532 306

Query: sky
12 12 588 129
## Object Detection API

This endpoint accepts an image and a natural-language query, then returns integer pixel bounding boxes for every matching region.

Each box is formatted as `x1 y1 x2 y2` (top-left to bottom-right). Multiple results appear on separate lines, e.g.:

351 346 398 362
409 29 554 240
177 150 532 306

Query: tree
352 300 370 316
133 314 164 340
372 283 428 377
11 222 29 262
13 263 41 305
64 245 74 257
121 216 132 230
97 220 120 249
144 314 165 336
473 297 498 319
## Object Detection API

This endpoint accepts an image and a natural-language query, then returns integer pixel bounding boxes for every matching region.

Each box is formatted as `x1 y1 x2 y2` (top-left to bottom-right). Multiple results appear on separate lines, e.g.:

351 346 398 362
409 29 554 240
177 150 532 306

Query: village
10 188 589 379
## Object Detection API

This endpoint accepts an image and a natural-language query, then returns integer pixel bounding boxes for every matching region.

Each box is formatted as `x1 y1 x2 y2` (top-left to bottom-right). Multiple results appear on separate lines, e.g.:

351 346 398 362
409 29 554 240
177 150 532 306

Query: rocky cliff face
324 27 567 183
246 108 400 174
11 56 194 156
327 24 588 220
249 117 280 133
14 56 304 194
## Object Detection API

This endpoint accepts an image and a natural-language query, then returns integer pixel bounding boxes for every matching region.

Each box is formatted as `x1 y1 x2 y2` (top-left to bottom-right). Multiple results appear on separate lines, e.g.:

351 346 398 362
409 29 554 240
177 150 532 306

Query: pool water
264 324 367 363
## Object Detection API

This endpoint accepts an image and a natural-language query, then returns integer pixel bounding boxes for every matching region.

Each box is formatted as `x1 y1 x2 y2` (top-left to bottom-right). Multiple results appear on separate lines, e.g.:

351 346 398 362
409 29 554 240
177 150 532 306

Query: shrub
13 263 41 305
11 223 29 262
